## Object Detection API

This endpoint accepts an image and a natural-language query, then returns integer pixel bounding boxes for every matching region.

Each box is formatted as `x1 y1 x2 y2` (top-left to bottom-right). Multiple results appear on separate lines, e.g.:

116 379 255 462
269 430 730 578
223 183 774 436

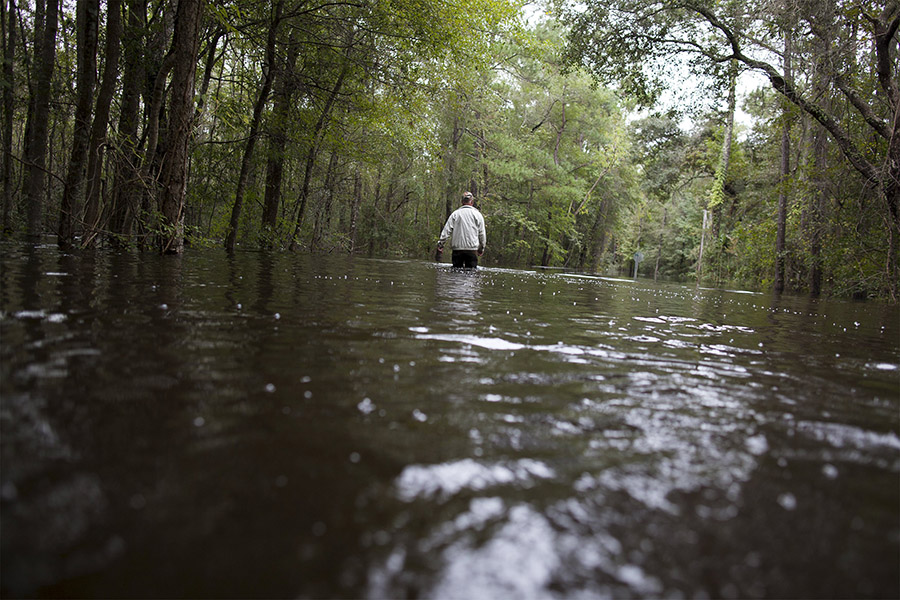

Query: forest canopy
1 0 898 299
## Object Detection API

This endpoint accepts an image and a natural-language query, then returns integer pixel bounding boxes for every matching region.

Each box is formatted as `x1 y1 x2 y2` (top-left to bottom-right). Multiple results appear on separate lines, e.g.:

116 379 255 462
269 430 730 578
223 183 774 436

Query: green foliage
5 0 895 300
555 0 899 298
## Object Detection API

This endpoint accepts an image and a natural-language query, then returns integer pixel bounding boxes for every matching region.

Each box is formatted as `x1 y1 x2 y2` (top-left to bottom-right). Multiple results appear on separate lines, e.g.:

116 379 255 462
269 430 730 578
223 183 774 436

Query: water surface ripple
1 244 898 598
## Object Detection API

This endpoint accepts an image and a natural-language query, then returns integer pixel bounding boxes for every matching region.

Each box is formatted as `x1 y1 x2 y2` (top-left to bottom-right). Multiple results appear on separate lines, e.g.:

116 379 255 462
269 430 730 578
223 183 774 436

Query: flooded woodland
1 241 898 598
3 1 898 595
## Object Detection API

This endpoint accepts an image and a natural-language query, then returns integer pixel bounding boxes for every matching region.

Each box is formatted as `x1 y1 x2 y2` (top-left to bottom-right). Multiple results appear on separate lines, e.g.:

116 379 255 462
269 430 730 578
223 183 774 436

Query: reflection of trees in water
433 268 482 316
2 248 898 598
254 251 276 314
2 248 118 597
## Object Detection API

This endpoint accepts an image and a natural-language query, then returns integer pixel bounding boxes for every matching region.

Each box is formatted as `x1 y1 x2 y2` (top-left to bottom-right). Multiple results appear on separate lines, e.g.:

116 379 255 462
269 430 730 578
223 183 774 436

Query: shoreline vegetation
1 0 897 301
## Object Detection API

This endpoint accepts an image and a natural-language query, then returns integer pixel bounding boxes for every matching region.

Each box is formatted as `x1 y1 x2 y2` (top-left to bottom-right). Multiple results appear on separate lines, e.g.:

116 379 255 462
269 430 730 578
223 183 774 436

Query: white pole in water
697 209 708 283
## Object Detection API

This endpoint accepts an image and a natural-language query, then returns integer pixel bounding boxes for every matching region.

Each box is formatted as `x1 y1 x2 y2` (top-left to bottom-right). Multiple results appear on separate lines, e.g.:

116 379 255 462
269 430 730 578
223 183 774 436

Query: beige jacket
439 205 486 251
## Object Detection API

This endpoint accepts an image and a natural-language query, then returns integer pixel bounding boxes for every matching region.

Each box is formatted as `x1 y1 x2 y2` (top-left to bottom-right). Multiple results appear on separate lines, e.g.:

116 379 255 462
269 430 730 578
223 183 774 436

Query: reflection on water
1 242 898 598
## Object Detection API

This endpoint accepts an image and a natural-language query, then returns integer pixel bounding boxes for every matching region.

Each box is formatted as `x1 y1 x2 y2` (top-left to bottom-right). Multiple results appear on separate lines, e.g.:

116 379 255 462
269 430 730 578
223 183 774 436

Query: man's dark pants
451 250 478 269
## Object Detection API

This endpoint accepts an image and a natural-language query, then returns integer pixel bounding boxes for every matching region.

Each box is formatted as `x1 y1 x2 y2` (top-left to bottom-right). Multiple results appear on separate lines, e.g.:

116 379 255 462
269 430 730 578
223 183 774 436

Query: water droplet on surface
358 397 376 414
373 530 391 545
265 383 276 393
746 435 768 455
777 492 797 511
1 482 19 501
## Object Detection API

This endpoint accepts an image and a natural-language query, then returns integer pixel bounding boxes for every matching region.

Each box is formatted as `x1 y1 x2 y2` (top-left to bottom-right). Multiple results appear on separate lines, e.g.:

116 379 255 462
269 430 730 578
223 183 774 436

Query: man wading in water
436 192 486 269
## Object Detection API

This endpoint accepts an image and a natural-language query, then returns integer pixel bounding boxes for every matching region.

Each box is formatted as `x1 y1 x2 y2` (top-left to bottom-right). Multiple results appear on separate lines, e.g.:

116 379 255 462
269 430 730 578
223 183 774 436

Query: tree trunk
697 209 708 283
541 207 552 266
23 0 59 237
366 169 382 257
553 97 566 167
134 5 176 248
710 60 737 243
194 27 223 124
157 0 203 254
806 35 833 298
655 206 666 281
225 0 283 251
1 0 16 233
886 141 900 301
138 47 174 245
202 69 225 239
445 116 461 221
289 56 352 251
109 0 145 242
774 29 792 294
809 122 828 297
312 151 339 251
59 0 99 249
881 2 900 300
349 167 362 253
80 0 122 248
261 30 300 247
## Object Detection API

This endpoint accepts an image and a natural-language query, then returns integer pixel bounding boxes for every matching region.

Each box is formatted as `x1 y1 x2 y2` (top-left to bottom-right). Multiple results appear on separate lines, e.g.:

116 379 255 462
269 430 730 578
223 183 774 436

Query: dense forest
1 0 897 299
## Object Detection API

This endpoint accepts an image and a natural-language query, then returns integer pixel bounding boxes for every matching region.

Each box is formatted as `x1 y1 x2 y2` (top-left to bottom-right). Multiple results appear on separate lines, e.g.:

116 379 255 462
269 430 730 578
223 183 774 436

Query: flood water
1 241 898 598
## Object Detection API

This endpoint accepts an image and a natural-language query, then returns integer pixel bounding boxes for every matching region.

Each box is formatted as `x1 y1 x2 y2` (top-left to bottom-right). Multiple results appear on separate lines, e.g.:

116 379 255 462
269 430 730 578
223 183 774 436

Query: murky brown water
1 241 898 598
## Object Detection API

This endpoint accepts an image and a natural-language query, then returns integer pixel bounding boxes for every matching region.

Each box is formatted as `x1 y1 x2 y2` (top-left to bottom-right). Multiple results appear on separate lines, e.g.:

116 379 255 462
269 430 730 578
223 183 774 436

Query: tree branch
868 1 900 110
531 99 557 133
683 1 881 185
833 74 891 140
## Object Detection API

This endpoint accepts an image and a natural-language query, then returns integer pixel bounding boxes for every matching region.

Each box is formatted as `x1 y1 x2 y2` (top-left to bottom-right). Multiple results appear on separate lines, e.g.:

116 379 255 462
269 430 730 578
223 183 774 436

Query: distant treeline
1 0 897 300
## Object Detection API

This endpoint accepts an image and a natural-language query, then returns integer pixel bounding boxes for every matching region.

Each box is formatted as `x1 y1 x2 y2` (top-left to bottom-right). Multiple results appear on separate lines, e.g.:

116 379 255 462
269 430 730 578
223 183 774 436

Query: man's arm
438 213 455 248
477 215 486 255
